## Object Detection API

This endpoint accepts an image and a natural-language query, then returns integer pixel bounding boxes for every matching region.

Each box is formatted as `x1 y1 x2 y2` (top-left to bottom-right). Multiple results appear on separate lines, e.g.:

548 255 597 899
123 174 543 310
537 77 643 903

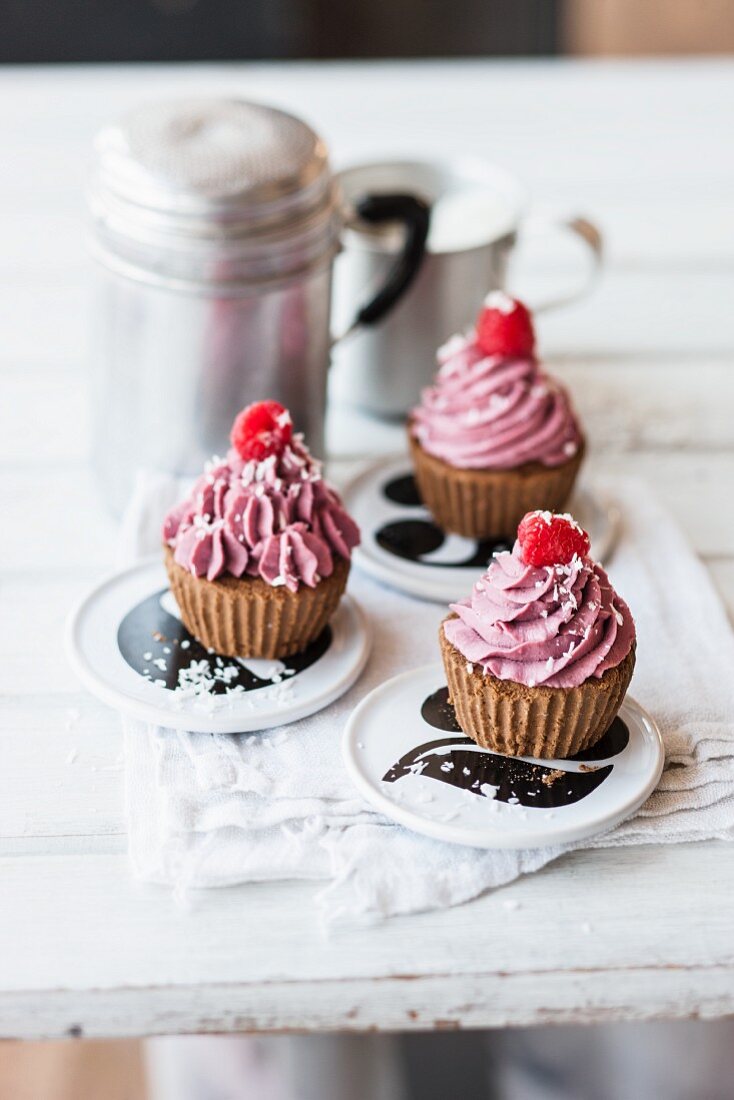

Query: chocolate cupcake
440 511 636 758
162 401 360 659
409 293 584 538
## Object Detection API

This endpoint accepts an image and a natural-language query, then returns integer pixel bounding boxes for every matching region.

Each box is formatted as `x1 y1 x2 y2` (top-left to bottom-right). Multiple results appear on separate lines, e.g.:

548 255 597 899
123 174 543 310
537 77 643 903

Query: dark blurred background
1 0 559 62
3 0 734 63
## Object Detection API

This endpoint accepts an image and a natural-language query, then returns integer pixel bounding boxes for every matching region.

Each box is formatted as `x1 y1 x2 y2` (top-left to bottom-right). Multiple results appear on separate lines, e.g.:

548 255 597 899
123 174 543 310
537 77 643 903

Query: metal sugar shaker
87 98 429 513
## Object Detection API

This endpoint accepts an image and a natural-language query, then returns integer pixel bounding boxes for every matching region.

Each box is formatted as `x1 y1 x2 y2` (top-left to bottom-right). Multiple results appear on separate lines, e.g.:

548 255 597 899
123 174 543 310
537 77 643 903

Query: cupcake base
164 547 350 660
409 430 585 539
440 621 636 759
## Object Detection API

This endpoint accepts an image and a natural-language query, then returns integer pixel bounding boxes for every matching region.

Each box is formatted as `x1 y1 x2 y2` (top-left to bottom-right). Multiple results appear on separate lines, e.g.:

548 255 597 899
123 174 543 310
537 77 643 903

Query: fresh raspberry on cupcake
476 292 536 359
517 510 591 566
230 400 293 462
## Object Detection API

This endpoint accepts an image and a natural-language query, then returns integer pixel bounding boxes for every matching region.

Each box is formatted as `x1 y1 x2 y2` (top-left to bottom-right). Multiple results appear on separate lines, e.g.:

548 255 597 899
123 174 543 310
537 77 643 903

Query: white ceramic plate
66 559 371 733
343 664 663 849
342 456 619 603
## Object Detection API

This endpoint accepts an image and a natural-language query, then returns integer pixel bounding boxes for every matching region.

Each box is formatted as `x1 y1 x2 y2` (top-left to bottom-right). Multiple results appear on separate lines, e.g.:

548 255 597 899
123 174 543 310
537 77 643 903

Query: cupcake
162 401 360 659
440 511 636 758
409 293 584 539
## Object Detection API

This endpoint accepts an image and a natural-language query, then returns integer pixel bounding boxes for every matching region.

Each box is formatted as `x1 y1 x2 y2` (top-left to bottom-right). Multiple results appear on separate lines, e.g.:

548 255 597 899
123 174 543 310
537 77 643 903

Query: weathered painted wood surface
1 59 733 1039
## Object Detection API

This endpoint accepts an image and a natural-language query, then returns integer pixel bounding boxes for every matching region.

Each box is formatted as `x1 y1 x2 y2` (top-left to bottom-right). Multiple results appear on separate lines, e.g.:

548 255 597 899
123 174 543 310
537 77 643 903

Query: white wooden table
2 59 734 1041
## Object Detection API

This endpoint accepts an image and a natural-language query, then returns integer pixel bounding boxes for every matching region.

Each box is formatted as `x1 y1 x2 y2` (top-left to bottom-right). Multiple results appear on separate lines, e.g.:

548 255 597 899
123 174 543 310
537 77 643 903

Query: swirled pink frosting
163 437 360 592
444 544 635 689
410 332 583 470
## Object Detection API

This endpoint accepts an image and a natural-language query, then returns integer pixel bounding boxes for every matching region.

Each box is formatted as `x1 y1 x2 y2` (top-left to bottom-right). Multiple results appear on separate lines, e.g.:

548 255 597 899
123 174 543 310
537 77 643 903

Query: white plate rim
342 663 664 850
65 557 371 734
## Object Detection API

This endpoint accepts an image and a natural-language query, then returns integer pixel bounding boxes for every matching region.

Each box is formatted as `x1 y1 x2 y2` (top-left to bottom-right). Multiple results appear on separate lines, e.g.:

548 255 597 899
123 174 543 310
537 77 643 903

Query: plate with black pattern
66 559 371 734
342 456 619 603
342 664 663 849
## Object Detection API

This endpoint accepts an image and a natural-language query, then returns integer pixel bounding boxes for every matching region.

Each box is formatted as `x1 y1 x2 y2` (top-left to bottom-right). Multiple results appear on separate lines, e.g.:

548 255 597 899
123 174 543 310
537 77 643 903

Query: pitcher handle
515 215 603 313
333 192 430 344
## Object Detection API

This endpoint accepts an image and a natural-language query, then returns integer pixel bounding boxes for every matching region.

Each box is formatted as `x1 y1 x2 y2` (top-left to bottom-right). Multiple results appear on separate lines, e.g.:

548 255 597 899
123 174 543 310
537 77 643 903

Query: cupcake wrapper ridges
440 624 636 759
164 547 350 660
409 431 585 539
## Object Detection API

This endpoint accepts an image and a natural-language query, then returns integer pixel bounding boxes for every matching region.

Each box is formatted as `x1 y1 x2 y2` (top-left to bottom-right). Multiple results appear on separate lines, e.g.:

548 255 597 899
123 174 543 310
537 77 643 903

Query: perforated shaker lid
95 98 330 215
88 98 341 290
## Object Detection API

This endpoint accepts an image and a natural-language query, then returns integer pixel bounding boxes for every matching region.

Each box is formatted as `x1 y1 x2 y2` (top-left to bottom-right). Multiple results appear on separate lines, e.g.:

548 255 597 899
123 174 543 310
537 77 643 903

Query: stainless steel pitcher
330 158 602 418
88 99 429 513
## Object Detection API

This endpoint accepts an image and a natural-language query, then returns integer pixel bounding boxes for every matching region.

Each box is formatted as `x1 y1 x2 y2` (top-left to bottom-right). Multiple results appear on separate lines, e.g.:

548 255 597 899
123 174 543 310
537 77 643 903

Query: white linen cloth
122 473 734 920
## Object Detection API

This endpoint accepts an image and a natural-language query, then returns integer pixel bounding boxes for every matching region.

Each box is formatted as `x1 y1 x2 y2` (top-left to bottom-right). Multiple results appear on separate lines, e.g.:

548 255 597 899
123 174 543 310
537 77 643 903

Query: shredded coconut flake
483 289 514 314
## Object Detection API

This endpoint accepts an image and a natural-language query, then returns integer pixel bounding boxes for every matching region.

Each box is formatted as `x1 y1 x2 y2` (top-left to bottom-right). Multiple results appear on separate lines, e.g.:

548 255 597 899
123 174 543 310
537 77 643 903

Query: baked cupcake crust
440 617 636 759
164 546 350 659
409 428 585 539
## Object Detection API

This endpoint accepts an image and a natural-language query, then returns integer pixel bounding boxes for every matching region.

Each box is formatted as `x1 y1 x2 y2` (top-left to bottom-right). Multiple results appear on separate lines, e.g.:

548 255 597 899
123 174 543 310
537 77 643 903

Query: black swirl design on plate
380 686 627 809
383 474 423 507
117 588 331 693
571 718 629 760
377 472 512 569
421 685 464 733
383 738 612 808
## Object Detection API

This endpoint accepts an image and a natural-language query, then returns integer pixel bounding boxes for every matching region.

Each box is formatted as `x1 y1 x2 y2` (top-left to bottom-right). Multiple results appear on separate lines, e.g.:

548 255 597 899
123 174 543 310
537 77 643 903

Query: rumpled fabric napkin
122 472 734 920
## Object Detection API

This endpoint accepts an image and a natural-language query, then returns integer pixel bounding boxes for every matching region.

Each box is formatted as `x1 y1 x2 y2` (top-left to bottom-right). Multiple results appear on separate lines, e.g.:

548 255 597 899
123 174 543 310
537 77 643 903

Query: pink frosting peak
444 542 635 689
163 435 360 592
410 331 583 470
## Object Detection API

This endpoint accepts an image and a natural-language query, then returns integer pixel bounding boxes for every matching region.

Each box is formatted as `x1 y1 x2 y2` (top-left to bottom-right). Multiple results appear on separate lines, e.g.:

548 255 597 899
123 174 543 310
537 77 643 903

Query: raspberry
476 292 535 358
230 401 293 462
517 511 590 567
